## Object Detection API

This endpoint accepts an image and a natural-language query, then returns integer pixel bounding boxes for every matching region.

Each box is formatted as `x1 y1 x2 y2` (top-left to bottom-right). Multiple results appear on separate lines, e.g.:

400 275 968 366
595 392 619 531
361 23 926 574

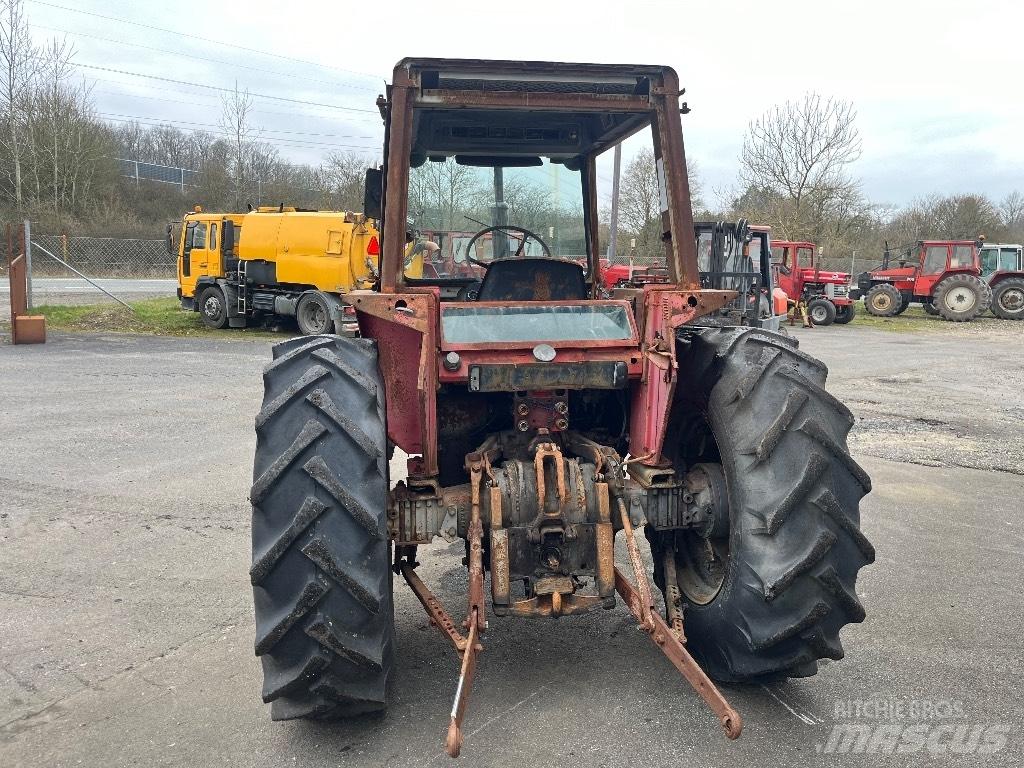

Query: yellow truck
174 206 385 334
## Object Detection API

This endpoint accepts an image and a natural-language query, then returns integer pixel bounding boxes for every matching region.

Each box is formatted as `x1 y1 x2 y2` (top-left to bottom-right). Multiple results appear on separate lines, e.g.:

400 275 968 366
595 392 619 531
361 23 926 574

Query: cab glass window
923 245 948 274
950 245 973 268
1000 247 1021 271
192 222 208 249
210 223 218 252
797 247 813 268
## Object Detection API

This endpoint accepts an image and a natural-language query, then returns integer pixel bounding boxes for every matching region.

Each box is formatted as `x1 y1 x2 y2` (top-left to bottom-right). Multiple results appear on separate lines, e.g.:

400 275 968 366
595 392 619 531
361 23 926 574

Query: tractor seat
477 257 587 302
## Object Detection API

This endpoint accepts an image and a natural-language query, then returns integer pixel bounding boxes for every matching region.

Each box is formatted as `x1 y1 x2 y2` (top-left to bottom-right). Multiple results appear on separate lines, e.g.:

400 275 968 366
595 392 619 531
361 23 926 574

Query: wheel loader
249 58 874 757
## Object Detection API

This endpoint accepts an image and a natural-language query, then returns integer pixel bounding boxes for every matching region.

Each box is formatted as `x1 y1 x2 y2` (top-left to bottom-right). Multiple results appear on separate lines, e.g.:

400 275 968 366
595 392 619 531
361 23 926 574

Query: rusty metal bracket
466 464 487 633
446 611 481 758
614 568 741 739
397 557 485 758
400 563 468 653
614 493 741 739
616 497 655 630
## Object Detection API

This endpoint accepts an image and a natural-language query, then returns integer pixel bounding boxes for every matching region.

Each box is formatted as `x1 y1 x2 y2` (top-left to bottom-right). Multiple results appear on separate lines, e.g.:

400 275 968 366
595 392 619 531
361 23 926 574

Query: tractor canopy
371 58 703 296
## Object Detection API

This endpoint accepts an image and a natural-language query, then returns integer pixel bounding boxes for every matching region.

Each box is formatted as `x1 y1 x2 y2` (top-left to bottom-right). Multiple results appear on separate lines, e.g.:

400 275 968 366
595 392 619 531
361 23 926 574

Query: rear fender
348 290 439 477
628 287 734 466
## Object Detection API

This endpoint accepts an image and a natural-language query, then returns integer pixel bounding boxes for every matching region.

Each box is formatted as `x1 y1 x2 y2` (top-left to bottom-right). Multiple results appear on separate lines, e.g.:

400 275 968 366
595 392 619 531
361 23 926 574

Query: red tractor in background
770 240 855 326
853 240 994 322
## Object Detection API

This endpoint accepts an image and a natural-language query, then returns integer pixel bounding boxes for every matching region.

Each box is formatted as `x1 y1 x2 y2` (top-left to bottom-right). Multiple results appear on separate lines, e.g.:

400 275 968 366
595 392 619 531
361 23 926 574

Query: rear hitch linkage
399 458 741 758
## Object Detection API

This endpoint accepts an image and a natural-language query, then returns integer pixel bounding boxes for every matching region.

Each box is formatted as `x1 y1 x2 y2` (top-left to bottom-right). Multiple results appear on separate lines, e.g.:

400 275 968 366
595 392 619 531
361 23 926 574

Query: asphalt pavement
0 324 1021 767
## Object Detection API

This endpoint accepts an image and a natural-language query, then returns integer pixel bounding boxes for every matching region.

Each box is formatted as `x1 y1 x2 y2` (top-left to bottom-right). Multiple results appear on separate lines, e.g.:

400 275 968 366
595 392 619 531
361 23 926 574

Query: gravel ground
0 323 1021 767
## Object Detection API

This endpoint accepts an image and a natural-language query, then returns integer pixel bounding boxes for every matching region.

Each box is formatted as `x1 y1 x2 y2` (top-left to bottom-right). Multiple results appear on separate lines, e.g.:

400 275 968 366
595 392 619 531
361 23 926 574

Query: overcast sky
27 0 1024 210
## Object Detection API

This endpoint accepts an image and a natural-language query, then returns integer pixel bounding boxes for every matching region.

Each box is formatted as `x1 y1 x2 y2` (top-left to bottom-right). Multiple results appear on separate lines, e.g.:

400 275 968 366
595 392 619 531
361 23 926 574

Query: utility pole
608 143 622 261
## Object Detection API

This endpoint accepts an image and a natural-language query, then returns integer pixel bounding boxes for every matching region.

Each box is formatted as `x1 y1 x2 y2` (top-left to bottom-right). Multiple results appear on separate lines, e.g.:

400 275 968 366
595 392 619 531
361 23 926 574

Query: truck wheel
864 284 901 316
807 298 836 326
198 286 229 329
933 274 991 322
991 278 1024 320
296 292 334 335
651 328 874 682
251 335 393 719
832 303 856 324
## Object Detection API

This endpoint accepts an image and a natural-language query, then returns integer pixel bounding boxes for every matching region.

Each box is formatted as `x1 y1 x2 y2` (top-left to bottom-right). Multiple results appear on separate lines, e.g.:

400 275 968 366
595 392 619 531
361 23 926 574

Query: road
0 277 176 314
0 325 1021 767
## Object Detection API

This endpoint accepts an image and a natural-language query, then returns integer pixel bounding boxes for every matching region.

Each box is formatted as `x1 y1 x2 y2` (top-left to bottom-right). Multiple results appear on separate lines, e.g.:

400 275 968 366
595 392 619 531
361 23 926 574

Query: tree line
1 0 1020 261
0 0 372 238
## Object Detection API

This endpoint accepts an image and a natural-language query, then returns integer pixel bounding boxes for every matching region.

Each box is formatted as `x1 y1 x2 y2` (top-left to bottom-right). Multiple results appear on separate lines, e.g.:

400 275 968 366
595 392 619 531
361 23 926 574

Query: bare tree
0 0 36 208
325 150 372 211
740 93 862 239
999 191 1024 237
408 158 483 231
616 147 662 259
221 80 255 208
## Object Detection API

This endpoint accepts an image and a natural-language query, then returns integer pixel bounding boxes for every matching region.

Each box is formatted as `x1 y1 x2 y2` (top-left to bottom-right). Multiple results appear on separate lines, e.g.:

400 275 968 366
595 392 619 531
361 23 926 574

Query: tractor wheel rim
945 286 976 311
811 305 828 322
677 535 730 605
999 288 1024 312
204 296 221 317
873 294 891 311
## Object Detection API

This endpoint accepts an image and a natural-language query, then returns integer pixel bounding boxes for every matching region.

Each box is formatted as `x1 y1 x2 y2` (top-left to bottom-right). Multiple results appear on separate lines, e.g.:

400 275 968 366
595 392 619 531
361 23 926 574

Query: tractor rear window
441 304 633 344
951 245 974 268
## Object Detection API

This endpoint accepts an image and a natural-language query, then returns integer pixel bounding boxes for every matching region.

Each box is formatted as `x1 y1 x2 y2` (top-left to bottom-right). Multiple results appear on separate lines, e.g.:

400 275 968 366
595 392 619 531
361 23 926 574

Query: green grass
846 304 943 332
35 296 281 338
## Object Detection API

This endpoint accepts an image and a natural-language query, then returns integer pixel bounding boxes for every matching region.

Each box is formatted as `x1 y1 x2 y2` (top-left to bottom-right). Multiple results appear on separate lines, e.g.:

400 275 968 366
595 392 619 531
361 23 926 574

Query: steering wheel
463 225 551 268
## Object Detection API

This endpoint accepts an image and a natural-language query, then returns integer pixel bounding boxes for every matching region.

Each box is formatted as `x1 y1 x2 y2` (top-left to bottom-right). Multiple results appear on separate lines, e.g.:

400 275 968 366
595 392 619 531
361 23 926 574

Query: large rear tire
251 335 394 719
991 277 1024 320
651 328 874 682
864 284 901 316
933 274 991 322
832 303 856 324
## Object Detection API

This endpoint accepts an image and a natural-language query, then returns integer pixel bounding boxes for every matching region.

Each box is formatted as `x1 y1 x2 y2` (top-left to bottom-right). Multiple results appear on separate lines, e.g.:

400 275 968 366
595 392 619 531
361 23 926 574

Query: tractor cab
979 242 1023 278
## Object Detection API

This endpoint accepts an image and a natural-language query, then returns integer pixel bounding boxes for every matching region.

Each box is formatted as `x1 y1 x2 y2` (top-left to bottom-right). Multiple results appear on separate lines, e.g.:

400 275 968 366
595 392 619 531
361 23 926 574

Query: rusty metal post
651 68 700 290
381 67 416 293
23 219 32 309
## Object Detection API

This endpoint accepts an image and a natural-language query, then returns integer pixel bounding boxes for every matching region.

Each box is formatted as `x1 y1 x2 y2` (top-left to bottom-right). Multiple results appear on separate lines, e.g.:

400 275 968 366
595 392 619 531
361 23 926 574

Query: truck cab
174 208 244 307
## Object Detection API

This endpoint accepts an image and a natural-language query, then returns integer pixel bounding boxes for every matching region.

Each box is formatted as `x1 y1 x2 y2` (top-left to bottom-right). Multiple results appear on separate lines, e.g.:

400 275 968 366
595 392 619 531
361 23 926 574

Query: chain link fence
30 234 175 278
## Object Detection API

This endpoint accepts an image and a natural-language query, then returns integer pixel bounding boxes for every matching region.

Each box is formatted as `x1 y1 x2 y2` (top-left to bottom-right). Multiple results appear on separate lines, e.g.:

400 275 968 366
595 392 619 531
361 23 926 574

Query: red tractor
854 240 993 321
770 240 855 326
248 58 873 757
